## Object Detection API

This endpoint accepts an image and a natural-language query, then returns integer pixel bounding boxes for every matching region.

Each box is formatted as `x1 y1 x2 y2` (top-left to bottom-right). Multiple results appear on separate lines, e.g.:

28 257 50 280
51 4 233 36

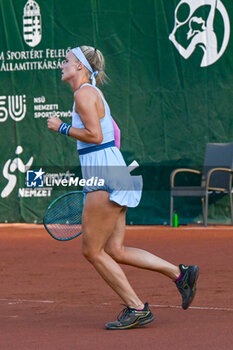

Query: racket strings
44 193 83 240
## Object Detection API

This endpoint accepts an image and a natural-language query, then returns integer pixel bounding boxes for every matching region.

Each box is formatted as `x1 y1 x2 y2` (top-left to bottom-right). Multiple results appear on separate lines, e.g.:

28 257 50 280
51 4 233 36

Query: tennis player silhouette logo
23 0 42 47
169 0 230 67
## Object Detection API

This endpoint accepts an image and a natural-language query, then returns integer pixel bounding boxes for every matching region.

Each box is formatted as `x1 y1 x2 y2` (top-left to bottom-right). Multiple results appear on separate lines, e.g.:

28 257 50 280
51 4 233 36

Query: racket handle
128 160 139 173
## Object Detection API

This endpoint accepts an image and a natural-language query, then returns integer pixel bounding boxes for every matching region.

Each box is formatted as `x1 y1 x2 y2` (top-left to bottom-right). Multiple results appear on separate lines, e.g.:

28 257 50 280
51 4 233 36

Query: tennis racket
171 0 193 34
43 190 83 241
43 160 140 241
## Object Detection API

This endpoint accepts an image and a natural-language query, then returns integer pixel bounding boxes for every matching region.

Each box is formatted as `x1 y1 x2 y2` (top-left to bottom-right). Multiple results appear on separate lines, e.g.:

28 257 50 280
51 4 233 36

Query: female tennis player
47 45 199 330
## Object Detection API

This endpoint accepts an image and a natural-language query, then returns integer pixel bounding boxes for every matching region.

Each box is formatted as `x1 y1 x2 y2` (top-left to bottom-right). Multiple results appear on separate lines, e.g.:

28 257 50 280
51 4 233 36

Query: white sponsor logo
33 96 72 118
23 0 42 47
44 175 104 188
25 170 105 188
0 48 70 73
0 147 53 198
0 1 70 72
18 188 52 197
1 146 34 198
169 0 230 67
0 95 26 122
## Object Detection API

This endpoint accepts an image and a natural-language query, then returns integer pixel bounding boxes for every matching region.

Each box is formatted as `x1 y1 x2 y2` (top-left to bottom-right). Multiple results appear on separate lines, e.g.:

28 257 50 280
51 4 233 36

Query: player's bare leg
105 209 199 311
82 190 144 309
105 208 180 279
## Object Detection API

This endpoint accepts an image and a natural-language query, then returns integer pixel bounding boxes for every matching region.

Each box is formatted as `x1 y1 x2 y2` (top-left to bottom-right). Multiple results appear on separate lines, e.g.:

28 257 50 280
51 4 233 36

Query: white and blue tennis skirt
78 141 142 208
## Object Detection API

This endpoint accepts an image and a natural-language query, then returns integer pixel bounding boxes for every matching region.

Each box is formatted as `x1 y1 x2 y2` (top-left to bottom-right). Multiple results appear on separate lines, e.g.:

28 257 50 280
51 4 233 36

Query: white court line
0 299 232 311
126 225 233 230
150 304 233 312
172 227 233 230
0 298 55 304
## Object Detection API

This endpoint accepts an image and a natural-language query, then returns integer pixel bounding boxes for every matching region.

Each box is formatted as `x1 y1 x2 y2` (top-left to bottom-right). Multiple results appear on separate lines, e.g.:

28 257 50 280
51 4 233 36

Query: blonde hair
80 45 108 85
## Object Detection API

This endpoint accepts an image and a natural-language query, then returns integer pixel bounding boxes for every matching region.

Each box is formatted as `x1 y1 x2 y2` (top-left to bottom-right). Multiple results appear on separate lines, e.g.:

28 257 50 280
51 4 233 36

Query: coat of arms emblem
23 0 42 47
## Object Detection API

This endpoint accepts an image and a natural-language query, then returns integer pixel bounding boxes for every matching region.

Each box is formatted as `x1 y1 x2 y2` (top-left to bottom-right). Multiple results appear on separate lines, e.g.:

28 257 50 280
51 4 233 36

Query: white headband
71 47 98 86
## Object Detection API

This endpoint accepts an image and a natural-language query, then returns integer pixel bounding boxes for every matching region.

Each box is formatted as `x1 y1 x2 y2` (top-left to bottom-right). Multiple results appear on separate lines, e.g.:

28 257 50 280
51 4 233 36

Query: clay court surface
0 224 232 350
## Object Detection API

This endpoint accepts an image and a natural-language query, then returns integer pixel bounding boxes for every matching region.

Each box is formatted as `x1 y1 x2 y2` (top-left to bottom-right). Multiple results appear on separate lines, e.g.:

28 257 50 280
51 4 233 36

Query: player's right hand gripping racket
43 191 83 241
43 160 140 241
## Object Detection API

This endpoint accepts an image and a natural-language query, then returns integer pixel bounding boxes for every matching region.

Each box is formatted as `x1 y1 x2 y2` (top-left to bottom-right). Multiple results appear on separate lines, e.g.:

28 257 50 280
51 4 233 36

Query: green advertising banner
0 0 232 224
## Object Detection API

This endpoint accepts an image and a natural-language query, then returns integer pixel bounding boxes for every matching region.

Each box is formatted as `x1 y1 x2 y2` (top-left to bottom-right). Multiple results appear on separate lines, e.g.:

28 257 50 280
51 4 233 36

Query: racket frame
43 190 83 241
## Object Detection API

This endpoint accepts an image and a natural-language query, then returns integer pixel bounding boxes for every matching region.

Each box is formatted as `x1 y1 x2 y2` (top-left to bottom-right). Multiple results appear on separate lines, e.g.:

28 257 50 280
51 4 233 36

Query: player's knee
105 244 124 263
82 241 100 264
82 245 95 263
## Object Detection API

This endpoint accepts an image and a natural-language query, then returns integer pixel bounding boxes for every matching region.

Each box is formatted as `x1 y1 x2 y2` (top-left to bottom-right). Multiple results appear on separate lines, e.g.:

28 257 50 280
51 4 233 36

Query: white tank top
71 83 114 150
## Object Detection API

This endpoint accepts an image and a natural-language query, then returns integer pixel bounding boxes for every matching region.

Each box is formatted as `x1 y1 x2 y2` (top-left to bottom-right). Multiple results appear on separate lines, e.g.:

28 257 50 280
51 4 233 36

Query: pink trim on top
111 117 121 149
